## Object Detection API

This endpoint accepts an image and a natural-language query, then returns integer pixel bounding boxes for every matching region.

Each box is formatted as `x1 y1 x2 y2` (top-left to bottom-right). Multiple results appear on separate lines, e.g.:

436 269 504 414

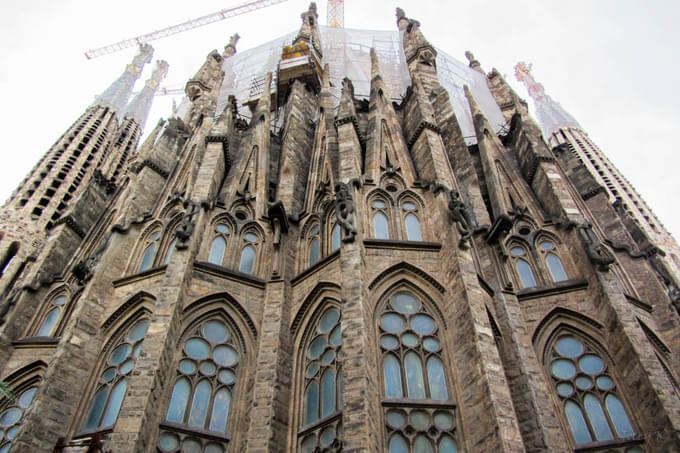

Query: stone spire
514 61 580 137
123 60 169 130
93 44 153 115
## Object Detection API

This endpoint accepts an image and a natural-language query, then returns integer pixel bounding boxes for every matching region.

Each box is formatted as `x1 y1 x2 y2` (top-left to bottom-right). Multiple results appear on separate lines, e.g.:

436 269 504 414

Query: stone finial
132 44 154 69
224 33 240 57
341 77 354 98
465 51 474 63
396 7 409 30
465 50 482 72
396 7 405 20
308 2 318 16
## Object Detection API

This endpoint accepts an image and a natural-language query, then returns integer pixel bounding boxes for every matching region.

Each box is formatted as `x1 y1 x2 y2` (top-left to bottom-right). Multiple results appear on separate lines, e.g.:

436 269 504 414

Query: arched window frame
304 221 321 269
376 285 461 453
0 242 19 278
397 194 424 242
158 314 245 452
205 217 234 267
79 316 151 435
543 329 639 449
295 299 343 453
133 224 163 274
535 235 569 284
237 226 262 276
325 209 341 255
369 194 393 240
507 242 538 289
0 363 44 452
31 288 71 338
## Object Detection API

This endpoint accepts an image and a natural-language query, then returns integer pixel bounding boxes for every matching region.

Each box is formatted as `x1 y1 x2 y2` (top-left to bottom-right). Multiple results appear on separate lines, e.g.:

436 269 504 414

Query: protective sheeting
215 26 505 143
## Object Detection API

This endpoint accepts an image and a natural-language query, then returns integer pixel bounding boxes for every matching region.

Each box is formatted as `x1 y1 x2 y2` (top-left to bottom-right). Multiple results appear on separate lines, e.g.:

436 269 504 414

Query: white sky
1 0 678 241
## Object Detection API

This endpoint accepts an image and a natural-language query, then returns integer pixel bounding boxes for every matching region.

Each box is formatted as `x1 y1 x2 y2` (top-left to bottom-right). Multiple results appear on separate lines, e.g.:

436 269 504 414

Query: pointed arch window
372 199 390 239
402 201 422 241
0 384 39 452
299 306 343 452
330 215 341 253
510 247 536 288
539 241 568 283
378 292 460 452
0 242 19 277
165 239 177 265
547 334 636 446
138 232 161 272
308 225 321 267
159 319 240 452
35 295 68 337
208 224 230 266
83 319 149 432
238 233 258 275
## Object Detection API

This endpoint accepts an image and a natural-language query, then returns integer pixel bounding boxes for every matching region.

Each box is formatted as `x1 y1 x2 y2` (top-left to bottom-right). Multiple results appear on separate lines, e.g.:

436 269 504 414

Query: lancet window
401 200 422 241
138 231 161 273
208 223 231 266
35 294 68 337
0 385 39 452
372 199 390 240
159 318 241 453
538 240 568 283
238 232 259 275
330 216 341 253
308 225 321 267
547 333 637 447
510 246 537 289
82 319 150 432
299 306 343 452
378 291 459 452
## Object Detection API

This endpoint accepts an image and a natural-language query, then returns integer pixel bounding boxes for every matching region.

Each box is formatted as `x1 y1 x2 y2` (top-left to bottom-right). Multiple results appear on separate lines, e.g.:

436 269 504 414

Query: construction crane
327 0 344 28
84 0 288 59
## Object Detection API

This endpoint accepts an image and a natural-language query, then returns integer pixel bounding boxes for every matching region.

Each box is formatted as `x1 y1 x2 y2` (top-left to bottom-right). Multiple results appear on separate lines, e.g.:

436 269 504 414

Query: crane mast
85 0 288 59
327 0 344 28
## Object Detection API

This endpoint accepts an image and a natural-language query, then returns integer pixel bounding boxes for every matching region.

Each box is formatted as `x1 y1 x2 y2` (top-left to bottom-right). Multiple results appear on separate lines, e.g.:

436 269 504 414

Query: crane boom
85 0 288 59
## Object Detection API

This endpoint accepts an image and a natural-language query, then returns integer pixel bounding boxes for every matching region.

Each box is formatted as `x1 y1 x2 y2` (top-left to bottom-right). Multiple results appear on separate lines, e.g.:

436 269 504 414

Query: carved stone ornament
334 182 357 243
175 199 200 249
577 222 615 271
73 232 113 284
446 190 475 248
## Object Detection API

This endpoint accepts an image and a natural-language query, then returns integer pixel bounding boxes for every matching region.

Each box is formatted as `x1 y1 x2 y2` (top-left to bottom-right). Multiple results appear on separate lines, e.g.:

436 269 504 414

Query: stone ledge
624 294 653 313
517 279 588 301
194 261 266 289
574 436 644 452
112 265 167 288
291 250 340 286
13 337 59 347
363 239 442 252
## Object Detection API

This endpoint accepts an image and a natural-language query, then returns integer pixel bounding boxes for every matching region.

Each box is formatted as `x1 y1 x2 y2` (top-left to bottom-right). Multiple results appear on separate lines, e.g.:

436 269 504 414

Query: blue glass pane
414 435 434 453
517 259 536 288
579 355 605 375
392 293 420 315
209 388 231 432
565 400 593 444
101 378 127 427
405 352 426 399
127 320 149 342
309 238 320 266
411 314 435 335
239 245 255 274
54 296 67 305
319 308 340 333
18 387 37 409
321 369 336 418
555 337 584 358
188 380 211 428
203 320 229 344
332 224 341 251
605 395 635 438
426 357 448 400
164 240 176 265
373 212 389 239
551 360 576 380
383 354 403 398
37 307 60 336
388 434 408 453
84 387 109 430
438 435 458 453
138 244 156 272
166 378 190 423
547 254 568 282
584 394 613 440
208 237 226 265
405 214 422 241
159 433 180 451
305 381 319 424
185 338 210 360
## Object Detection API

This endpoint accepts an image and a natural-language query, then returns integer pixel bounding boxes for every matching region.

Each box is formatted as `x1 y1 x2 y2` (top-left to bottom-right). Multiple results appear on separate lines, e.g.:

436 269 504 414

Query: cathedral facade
0 4 678 453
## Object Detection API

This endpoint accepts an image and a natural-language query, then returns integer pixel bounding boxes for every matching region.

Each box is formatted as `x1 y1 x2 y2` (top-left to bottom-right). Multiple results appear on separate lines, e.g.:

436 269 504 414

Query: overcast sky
1 0 678 241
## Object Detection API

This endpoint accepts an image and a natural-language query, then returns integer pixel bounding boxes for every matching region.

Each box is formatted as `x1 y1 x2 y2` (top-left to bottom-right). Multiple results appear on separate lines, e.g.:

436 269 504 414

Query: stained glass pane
213 346 238 367
205 444 223 453
516 259 536 288
547 254 568 282
321 369 336 418
330 325 342 346
411 314 435 335
185 338 210 360
101 378 127 427
332 224 341 251
320 426 336 447
319 308 340 333
17 388 37 409
383 354 403 398
434 412 453 430
308 337 327 359
203 321 229 344
555 337 583 358
138 243 156 272
388 434 408 453
579 355 605 375
405 352 426 399
386 410 406 428
576 376 592 390
557 382 574 397
605 395 635 438
410 410 429 429
309 238 320 266
209 388 231 432
37 307 60 336
427 357 448 400
391 293 419 315
208 237 227 265
179 360 197 375
219 369 235 385
380 313 406 334
584 394 613 440
596 376 615 391
0 409 20 427
188 380 211 428
127 320 149 342
54 296 67 306
305 381 319 424
373 212 389 239
84 387 109 429
245 233 258 243
438 435 458 453
110 344 131 366
565 400 592 444
239 245 255 274
159 433 180 451
381 335 399 350
182 438 201 453
216 224 229 234
405 214 422 241
551 359 576 380
414 435 434 453
166 378 191 423
164 239 176 265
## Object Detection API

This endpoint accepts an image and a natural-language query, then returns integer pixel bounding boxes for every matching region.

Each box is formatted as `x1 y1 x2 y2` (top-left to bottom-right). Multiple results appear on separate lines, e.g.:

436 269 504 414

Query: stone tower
0 4 678 453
